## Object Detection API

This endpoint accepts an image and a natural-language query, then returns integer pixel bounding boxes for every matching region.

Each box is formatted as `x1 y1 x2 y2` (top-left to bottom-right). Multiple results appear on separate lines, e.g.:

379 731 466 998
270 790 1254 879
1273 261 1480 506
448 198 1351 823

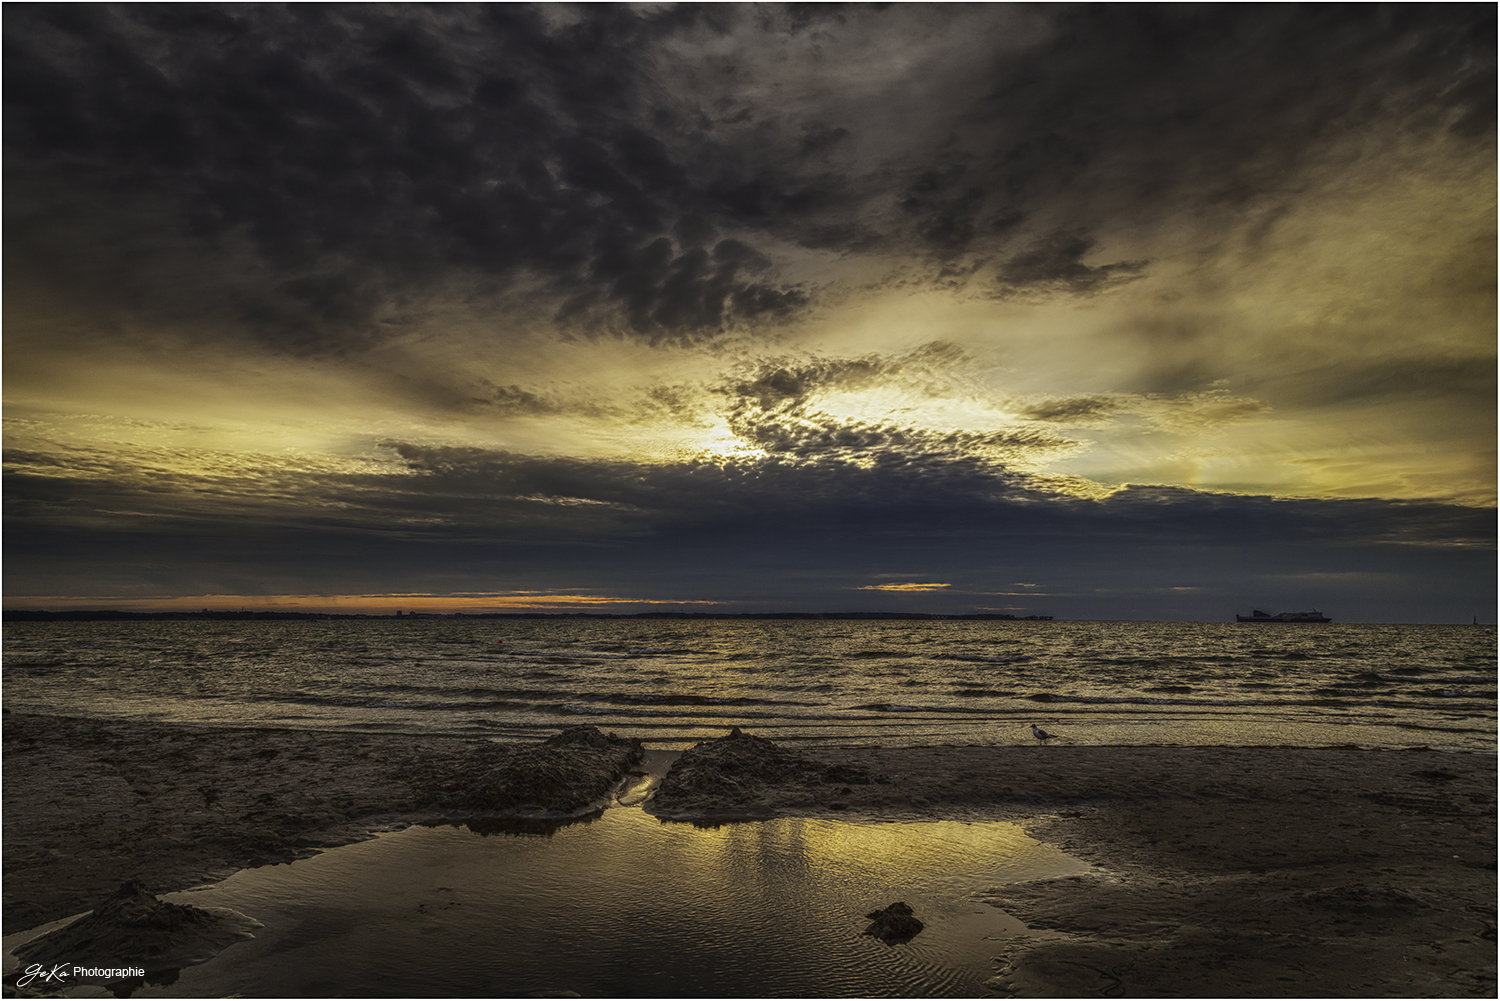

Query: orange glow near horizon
4 593 722 615
856 583 951 592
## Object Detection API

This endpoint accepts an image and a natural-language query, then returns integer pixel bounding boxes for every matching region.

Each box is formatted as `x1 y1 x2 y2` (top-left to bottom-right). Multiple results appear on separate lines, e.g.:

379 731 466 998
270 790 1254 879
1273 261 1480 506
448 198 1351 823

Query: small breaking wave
572 692 814 708
1024 692 1259 707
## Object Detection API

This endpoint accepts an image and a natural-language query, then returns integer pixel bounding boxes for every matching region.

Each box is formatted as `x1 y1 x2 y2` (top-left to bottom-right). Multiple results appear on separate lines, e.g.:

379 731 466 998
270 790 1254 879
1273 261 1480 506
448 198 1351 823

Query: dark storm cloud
464 377 715 426
473 380 623 420
4 3 812 348
7 4 1490 350
363 439 1050 532
3 438 1035 555
848 4 1492 279
729 411 1076 465
366 444 1494 550
895 163 1024 262
993 232 1147 300
1015 395 1124 425
720 341 969 411
483 383 559 417
970 4 1495 205
7 439 1490 590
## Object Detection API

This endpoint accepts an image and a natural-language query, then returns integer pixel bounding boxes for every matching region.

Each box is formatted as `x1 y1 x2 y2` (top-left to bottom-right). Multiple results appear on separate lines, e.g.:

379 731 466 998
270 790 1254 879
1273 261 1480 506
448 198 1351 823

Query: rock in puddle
863 901 925 943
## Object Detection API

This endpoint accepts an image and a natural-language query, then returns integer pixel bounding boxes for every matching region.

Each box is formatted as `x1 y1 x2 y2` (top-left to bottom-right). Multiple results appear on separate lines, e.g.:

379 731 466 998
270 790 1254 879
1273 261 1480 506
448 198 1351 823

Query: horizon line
3 608 1487 625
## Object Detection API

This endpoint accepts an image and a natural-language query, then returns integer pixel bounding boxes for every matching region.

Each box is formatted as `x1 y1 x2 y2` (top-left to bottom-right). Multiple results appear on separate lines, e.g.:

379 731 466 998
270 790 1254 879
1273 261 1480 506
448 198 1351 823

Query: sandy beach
3 713 1494 997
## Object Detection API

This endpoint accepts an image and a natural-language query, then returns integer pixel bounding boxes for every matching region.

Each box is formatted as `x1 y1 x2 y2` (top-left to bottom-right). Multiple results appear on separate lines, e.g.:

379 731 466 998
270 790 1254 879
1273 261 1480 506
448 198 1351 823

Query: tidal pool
10 809 1088 997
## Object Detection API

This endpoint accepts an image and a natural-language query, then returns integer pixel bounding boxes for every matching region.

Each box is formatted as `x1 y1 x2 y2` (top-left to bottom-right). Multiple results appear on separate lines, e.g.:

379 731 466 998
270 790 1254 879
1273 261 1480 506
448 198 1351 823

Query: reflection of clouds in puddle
436 811 605 838
12 810 1087 997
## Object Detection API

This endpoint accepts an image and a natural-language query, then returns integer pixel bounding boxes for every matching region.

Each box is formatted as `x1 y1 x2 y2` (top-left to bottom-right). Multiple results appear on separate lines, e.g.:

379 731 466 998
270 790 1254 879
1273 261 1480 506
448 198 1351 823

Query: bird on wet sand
1031 724 1057 741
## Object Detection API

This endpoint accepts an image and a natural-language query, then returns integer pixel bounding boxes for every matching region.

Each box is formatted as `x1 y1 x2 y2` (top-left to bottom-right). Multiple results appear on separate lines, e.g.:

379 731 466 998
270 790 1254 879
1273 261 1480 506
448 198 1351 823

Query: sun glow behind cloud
3 4 1492 620
857 583 951 592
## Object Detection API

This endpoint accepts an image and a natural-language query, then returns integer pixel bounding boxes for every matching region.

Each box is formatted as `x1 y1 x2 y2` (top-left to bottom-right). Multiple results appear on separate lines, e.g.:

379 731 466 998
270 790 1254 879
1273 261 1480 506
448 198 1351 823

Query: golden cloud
855 582 951 592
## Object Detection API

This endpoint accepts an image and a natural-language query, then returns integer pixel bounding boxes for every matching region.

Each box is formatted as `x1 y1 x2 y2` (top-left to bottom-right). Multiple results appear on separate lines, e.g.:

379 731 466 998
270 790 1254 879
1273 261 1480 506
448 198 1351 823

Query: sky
4 3 1495 621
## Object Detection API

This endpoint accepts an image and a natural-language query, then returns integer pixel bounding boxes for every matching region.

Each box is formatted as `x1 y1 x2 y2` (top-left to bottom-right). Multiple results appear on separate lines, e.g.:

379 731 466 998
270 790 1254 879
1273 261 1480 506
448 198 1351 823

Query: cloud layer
8 4 1491 342
5 4 1494 618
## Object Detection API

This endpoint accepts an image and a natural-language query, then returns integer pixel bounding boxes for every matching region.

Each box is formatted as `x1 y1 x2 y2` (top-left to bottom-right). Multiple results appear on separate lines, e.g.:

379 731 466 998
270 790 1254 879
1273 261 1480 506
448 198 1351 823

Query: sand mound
10 880 259 980
650 727 883 818
428 726 644 814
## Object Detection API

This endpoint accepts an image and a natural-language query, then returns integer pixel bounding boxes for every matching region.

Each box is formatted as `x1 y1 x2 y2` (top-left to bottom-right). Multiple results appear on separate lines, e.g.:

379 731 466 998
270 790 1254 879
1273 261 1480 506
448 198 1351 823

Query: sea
4 619 1495 752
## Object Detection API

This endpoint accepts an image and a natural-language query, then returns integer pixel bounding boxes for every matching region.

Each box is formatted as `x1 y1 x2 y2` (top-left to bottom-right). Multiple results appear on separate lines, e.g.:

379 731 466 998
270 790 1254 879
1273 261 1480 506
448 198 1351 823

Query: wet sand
1 714 640 934
806 744 1497 997
3 714 1495 997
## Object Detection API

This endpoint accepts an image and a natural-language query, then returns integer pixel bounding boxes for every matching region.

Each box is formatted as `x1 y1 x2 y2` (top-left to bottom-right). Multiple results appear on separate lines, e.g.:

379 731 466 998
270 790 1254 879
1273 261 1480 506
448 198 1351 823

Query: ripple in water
19 810 1089 997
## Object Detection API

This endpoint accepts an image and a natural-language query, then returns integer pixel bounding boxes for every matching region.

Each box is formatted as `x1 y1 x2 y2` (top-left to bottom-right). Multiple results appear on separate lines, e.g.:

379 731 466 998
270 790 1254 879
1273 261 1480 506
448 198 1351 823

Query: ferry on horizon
1236 609 1332 623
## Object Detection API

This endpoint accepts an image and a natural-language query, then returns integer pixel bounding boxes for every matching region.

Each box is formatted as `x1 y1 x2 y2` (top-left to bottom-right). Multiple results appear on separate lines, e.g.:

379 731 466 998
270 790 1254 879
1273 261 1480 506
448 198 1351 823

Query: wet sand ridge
3 714 1494 996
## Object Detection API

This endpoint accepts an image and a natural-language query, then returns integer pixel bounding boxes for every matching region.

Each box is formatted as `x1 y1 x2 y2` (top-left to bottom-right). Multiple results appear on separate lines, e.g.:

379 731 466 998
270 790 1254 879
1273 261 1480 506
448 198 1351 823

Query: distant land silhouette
3 610 1055 622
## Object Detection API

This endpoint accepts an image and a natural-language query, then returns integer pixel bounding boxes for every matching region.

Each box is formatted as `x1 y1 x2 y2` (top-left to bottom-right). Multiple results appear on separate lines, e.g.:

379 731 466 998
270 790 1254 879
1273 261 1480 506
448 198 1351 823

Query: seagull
1031 724 1057 741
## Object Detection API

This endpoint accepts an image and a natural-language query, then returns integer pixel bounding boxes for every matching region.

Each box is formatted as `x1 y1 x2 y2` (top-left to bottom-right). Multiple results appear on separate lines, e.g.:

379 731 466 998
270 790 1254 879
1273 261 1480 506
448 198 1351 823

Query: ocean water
4 620 1494 751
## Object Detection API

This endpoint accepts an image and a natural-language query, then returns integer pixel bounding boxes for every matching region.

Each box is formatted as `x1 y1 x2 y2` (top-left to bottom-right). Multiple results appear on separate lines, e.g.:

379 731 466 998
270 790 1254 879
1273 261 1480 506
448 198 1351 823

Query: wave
241 690 561 713
1023 692 1265 708
848 702 999 715
552 703 821 722
5 619 1493 751
573 692 814 708
556 704 615 716
1405 674 1495 686
943 654 1029 664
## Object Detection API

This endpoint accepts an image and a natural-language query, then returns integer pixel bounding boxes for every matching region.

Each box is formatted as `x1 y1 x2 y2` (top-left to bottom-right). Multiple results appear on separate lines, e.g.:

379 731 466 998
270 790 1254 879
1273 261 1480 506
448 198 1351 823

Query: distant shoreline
2 609 1056 622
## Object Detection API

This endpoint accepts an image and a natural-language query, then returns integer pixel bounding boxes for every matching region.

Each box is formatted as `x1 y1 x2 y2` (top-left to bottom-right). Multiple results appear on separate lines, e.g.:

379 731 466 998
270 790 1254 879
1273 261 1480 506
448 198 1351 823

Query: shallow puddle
8 810 1087 997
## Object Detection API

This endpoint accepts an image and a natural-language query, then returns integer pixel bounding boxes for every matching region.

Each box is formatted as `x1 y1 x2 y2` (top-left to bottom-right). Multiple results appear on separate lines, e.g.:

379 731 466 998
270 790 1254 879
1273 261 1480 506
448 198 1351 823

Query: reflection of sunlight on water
46 810 1088 997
